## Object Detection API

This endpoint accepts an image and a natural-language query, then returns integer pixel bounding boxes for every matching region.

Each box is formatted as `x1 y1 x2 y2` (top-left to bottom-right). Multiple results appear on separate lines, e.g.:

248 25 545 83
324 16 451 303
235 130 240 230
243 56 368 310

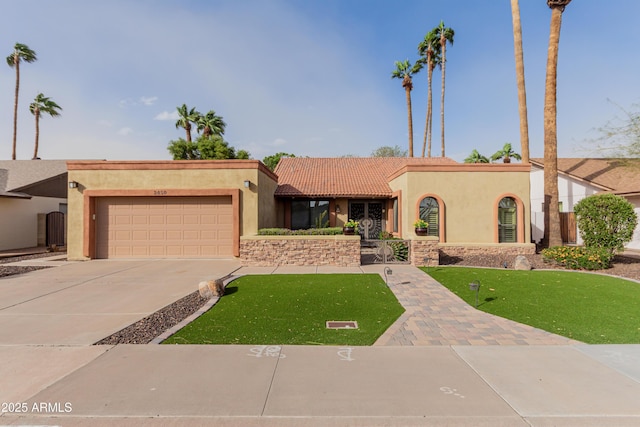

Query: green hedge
258 227 344 236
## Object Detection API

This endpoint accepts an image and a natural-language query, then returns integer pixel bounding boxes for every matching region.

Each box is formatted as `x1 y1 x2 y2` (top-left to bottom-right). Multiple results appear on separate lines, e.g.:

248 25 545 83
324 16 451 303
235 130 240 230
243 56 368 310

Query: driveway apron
0 259 240 345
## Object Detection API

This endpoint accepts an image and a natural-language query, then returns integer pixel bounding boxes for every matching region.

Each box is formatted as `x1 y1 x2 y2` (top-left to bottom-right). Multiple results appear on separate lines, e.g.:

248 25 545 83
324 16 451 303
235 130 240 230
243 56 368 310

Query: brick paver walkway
373 265 580 346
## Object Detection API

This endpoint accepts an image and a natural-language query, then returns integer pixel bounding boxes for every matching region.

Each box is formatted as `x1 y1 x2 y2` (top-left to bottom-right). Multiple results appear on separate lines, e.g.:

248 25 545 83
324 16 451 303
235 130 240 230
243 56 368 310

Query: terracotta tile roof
274 157 457 198
531 158 640 194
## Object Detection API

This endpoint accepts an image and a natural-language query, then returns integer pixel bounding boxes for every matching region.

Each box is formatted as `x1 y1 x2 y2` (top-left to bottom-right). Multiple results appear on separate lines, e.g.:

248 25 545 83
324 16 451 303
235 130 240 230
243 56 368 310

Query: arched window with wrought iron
418 196 440 237
498 197 517 243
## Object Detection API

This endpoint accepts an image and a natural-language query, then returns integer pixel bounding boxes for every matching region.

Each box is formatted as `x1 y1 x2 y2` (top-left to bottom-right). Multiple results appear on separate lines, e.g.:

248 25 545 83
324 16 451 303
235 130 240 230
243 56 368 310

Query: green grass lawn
423 267 640 344
163 274 405 345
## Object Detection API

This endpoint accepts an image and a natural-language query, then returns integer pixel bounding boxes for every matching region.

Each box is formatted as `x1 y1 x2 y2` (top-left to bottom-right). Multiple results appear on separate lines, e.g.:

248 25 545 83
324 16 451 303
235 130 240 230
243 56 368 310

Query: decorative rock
198 279 225 299
513 255 532 271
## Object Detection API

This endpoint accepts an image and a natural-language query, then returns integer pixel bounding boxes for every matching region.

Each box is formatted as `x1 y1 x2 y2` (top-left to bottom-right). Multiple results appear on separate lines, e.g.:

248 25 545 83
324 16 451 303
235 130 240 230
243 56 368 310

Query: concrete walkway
1 258 639 426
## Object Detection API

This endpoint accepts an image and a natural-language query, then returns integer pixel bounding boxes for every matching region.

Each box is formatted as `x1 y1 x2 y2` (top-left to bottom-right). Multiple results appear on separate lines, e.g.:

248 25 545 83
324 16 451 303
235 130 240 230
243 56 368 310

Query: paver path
374 265 580 346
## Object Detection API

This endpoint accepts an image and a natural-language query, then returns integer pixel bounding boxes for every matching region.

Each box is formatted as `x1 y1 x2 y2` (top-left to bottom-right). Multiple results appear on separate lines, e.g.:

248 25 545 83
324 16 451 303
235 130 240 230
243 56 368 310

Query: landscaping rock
198 279 225 299
513 255 532 270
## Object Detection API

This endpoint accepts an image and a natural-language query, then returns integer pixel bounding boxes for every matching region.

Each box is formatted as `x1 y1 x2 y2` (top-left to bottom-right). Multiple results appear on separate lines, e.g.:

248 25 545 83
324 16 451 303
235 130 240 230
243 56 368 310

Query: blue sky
2 0 639 162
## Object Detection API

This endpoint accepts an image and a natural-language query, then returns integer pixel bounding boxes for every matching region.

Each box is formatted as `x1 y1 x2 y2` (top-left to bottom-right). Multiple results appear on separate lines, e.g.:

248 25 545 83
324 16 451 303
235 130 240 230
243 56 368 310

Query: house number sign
153 190 168 196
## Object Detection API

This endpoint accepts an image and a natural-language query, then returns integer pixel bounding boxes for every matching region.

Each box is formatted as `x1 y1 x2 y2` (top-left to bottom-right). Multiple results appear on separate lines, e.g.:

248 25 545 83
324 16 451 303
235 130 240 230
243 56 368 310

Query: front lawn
163 274 404 345
423 267 640 344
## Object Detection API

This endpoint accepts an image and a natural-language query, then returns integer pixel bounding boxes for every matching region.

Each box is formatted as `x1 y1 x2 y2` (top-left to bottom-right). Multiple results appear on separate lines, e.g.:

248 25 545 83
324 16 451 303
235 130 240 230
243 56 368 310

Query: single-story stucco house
66 158 535 265
530 158 640 249
0 160 69 251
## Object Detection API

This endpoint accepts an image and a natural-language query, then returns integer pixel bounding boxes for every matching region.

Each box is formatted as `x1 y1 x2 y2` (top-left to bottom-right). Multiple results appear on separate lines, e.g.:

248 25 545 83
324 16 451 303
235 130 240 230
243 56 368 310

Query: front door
349 201 384 239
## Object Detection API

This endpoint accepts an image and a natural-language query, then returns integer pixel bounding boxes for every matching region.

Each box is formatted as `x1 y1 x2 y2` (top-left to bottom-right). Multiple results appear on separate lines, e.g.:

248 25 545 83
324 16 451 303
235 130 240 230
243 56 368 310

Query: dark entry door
349 201 384 239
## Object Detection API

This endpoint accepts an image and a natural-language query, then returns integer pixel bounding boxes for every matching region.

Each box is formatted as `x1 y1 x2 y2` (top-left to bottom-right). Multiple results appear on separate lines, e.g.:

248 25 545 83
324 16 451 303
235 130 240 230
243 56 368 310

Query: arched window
419 197 439 237
498 197 517 243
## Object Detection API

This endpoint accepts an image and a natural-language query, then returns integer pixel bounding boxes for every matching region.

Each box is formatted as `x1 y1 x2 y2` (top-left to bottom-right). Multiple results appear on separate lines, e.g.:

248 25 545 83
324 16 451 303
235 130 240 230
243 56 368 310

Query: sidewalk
2 344 640 426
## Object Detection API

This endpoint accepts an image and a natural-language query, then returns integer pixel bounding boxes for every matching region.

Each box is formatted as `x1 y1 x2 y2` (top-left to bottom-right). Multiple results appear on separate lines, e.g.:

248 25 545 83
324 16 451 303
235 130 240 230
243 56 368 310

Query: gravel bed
440 252 640 282
0 252 62 278
95 291 209 345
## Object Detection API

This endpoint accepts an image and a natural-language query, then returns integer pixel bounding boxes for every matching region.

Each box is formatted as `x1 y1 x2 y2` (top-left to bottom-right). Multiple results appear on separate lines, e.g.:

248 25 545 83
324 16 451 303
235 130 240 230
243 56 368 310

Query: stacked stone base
239 236 536 267
240 236 361 267
410 238 440 266
438 243 536 259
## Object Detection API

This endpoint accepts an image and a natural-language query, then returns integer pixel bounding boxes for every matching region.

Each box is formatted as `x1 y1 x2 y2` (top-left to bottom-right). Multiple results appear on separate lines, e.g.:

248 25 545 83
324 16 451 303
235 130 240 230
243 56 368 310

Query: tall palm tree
175 104 200 142
197 110 226 138
418 30 441 157
433 21 454 157
6 43 37 160
543 0 572 248
511 0 530 164
391 59 422 157
29 93 62 159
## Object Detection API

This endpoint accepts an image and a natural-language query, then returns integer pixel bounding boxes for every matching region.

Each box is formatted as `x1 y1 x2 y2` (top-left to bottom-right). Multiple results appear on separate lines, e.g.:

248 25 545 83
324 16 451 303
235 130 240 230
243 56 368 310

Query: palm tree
464 149 489 164
6 43 37 160
543 0 572 248
418 30 441 157
391 59 422 157
29 93 62 159
197 110 226 138
490 143 522 163
433 21 454 157
175 104 200 142
511 0 530 164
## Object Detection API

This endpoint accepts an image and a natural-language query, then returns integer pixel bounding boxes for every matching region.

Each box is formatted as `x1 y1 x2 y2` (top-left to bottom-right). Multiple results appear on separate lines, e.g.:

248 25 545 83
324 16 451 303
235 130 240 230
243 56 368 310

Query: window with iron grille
498 197 517 243
419 196 440 237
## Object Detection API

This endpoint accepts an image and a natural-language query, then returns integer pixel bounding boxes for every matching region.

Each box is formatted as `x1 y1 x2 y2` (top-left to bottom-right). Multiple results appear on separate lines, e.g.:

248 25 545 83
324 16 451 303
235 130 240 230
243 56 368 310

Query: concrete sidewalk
2 344 640 426
1 261 640 426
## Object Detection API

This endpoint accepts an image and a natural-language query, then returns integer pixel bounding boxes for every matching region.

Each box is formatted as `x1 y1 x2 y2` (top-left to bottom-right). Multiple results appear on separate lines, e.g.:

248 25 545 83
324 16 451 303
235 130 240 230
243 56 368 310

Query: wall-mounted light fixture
243 180 251 188
335 204 341 214
68 181 78 189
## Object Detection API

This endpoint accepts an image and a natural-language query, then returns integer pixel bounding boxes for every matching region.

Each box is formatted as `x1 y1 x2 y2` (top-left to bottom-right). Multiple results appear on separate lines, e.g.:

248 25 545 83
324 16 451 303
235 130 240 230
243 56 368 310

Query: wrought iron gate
361 239 411 264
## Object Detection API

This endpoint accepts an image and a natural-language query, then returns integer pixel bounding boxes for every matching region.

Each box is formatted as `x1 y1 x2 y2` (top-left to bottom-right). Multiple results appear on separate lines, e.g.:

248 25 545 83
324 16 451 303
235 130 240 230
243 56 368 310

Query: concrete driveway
0 259 241 345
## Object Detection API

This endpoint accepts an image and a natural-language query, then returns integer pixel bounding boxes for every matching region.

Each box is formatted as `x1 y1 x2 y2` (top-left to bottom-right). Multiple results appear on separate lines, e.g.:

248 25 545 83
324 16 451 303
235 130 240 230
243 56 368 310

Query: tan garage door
96 196 233 258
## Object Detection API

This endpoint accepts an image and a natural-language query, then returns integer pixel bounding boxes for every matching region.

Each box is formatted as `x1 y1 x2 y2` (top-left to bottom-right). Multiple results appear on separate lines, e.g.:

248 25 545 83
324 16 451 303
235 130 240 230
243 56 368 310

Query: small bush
541 246 614 270
574 193 638 255
257 227 344 236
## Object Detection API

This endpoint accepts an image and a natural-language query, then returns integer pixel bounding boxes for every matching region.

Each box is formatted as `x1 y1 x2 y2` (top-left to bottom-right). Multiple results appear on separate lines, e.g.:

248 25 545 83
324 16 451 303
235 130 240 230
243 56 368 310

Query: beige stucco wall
333 198 350 227
389 165 531 244
0 196 67 251
66 161 278 260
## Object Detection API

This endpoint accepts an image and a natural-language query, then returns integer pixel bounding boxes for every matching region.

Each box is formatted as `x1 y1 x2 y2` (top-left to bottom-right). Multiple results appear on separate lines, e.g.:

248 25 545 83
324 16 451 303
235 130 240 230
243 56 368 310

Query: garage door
96 196 233 258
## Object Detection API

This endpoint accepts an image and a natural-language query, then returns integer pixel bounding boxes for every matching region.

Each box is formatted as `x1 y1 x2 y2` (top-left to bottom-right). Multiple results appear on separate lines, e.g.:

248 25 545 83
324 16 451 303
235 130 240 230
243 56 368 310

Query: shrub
541 246 614 270
257 227 344 236
574 194 638 255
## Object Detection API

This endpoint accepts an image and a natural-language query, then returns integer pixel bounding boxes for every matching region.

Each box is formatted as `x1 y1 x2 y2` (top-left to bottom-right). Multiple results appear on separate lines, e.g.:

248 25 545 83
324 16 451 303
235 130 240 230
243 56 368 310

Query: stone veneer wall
438 243 536 259
411 238 440 266
240 236 361 267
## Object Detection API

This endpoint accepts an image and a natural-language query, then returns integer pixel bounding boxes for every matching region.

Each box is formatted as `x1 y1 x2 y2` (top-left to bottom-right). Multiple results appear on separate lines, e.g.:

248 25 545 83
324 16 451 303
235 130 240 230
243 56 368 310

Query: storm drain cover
326 321 358 329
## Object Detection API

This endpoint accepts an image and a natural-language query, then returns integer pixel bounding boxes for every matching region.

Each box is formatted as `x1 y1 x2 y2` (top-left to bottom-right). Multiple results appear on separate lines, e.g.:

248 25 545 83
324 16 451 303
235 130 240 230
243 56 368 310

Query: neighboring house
0 160 69 251
530 158 640 249
67 158 535 262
